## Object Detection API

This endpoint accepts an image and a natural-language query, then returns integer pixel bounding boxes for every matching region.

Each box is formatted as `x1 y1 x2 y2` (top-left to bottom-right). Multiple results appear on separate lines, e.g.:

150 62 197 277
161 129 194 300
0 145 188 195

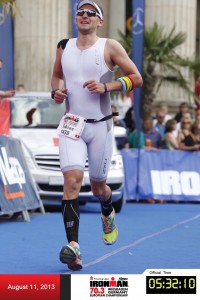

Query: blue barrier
122 149 200 201
0 135 43 219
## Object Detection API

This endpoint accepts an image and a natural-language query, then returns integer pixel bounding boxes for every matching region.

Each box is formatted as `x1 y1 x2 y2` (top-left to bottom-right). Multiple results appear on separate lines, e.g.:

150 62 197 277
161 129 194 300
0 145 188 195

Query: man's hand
83 80 106 94
53 88 68 104
0 89 15 98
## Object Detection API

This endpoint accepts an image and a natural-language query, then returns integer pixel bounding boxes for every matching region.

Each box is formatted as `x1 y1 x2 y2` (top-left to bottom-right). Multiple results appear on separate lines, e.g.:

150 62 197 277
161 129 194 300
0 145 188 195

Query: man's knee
93 190 107 202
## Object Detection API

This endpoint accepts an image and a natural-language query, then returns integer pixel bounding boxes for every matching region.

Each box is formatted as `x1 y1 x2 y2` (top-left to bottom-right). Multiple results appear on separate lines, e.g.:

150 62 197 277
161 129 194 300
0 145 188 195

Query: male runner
51 0 143 271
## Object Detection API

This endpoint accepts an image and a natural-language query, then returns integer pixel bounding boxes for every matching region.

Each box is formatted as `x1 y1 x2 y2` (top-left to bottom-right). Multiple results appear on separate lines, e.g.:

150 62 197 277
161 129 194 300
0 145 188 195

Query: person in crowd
115 91 132 117
195 114 200 126
154 110 166 141
174 102 189 123
111 104 126 128
177 116 193 146
123 106 136 135
179 121 200 151
16 84 26 92
51 0 143 271
194 74 200 116
141 115 162 149
128 128 145 149
164 119 179 150
111 104 129 149
0 58 15 99
159 103 171 124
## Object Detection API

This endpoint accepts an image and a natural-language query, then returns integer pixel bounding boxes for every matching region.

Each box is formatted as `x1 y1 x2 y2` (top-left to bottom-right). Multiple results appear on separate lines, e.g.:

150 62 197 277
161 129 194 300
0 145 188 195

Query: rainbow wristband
117 77 127 93
122 76 132 92
127 75 135 89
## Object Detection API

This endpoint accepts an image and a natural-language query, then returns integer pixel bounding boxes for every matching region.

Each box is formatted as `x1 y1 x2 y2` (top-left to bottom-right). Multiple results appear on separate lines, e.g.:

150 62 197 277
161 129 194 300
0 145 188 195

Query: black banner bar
60 275 71 300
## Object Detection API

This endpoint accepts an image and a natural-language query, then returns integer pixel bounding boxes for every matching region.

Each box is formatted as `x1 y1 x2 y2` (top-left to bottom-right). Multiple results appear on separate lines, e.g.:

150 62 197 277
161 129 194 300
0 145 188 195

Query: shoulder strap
57 39 69 50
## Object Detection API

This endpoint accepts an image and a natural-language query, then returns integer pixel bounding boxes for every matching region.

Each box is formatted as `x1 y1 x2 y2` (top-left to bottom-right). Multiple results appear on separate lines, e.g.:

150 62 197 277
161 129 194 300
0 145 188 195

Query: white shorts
59 119 114 182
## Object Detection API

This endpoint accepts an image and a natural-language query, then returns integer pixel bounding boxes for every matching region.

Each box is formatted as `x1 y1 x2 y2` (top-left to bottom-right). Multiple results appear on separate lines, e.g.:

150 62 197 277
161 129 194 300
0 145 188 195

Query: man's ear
98 19 104 27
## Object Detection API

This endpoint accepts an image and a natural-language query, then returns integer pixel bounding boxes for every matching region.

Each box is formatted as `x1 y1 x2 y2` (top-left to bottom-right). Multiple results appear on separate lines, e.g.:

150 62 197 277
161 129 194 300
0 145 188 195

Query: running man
51 0 143 271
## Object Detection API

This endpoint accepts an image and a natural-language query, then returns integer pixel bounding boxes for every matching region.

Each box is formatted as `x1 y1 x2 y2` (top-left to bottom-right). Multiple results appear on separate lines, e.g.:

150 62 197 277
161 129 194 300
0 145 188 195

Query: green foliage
117 22 200 117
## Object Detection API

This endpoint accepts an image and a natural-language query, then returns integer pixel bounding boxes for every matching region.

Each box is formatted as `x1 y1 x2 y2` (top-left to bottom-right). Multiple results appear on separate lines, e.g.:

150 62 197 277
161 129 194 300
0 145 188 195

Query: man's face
143 119 153 131
76 4 103 33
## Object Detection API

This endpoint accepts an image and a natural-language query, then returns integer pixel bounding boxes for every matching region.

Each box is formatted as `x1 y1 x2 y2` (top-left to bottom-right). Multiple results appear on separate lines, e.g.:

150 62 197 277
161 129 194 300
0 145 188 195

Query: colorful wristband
127 75 135 89
117 78 126 93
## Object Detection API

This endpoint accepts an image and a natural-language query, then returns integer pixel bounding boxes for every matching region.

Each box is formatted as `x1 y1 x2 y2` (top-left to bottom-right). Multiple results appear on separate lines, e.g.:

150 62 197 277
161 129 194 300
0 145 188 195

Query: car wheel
112 196 123 213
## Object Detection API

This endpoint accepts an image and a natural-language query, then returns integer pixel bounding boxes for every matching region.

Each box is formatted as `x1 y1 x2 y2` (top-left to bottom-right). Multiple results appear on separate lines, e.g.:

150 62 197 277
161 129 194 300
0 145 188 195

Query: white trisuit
59 38 114 181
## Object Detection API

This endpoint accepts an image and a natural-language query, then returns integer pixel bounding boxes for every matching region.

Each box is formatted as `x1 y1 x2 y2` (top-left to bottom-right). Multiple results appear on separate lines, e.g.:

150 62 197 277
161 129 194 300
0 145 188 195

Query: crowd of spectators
112 95 200 152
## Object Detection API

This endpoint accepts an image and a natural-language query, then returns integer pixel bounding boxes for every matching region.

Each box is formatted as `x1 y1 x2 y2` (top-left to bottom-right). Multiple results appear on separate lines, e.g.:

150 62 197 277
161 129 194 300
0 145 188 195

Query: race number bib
57 113 86 140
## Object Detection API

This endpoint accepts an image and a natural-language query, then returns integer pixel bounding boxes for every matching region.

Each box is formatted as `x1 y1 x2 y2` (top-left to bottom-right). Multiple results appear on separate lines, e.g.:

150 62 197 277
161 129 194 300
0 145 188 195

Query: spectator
111 104 126 128
16 84 26 92
174 102 189 123
115 92 132 117
173 111 193 138
142 116 162 149
0 58 15 99
128 129 145 149
111 105 129 149
164 119 179 150
154 110 166 140
194 75 200 116
195 114 200 126
179 121 200 151
177 116 193 145
159 103 171 124
123 106 136 134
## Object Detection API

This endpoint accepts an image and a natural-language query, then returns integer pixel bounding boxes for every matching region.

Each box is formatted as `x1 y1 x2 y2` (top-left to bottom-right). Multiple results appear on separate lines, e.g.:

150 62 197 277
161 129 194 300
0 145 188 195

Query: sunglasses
182 122 191 125
76 9 100 18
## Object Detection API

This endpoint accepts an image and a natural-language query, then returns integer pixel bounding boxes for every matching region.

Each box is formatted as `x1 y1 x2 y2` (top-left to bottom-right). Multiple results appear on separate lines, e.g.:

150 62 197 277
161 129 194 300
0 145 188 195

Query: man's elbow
135 74 143 88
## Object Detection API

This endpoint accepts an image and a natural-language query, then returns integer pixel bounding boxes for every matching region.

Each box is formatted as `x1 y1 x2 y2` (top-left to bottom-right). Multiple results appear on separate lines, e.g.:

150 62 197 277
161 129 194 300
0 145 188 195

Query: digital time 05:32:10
146 276 196 294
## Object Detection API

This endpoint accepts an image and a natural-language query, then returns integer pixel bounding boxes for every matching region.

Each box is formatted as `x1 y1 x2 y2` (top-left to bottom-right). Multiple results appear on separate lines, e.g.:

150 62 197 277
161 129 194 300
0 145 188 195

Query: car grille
34 154 88 171
38 183 122 192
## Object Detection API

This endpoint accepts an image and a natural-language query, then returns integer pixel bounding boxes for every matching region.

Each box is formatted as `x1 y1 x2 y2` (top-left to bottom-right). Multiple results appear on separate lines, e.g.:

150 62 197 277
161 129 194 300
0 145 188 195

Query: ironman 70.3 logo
90 276 129 297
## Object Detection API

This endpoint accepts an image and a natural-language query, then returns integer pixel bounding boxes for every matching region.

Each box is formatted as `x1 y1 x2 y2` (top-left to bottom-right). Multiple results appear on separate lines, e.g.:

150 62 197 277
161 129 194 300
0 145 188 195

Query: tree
117 23 199 117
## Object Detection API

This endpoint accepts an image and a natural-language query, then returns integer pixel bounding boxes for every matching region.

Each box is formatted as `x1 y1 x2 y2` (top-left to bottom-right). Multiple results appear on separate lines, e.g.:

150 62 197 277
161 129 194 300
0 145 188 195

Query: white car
9 92 125 212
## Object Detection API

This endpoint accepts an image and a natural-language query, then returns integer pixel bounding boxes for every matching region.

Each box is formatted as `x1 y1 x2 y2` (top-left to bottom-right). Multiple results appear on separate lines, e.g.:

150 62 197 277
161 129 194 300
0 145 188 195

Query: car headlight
25 156 37 170
109 154 123 170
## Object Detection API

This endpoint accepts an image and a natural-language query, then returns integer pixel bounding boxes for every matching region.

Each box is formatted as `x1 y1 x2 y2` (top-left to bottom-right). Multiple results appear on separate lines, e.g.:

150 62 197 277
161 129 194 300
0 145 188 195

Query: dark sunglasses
76 9 100 18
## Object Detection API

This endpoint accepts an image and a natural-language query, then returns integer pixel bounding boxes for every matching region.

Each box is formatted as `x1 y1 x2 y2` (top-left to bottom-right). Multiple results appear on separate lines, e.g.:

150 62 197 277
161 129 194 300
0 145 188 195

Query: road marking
63 213 200 273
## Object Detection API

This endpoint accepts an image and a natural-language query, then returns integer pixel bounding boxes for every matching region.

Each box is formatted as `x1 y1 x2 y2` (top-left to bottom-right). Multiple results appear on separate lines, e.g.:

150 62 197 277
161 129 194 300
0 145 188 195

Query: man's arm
51 47 67 103
0 89 15 98
105 39 143 92
83 39 143 95
51 47 64 90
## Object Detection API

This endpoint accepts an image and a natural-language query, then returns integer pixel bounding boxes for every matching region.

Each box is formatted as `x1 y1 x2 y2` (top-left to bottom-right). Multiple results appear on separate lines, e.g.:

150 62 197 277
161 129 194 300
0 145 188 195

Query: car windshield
10 95 65 128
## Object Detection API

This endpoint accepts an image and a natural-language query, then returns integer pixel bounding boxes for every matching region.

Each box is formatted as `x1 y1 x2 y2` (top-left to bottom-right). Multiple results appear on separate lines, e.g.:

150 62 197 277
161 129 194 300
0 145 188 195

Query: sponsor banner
0 135 41 215
0 6 14 90
132 0 145 144
71 0 78 37
0 99 10 135
122 149 200 201
121 149 138 200
0 271 199 299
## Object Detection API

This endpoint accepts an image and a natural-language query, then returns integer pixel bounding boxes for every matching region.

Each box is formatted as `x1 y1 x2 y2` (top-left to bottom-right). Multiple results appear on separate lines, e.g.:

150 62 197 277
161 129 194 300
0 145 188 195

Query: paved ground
0 202 199 275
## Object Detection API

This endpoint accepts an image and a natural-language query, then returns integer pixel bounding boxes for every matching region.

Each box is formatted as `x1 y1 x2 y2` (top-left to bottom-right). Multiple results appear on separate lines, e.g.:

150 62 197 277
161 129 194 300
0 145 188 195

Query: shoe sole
59 246 83 271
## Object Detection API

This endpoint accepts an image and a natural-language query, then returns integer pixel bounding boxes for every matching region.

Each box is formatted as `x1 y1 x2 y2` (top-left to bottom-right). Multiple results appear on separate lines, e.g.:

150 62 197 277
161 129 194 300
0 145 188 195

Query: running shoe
59 241 82 271
101 209 118 245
